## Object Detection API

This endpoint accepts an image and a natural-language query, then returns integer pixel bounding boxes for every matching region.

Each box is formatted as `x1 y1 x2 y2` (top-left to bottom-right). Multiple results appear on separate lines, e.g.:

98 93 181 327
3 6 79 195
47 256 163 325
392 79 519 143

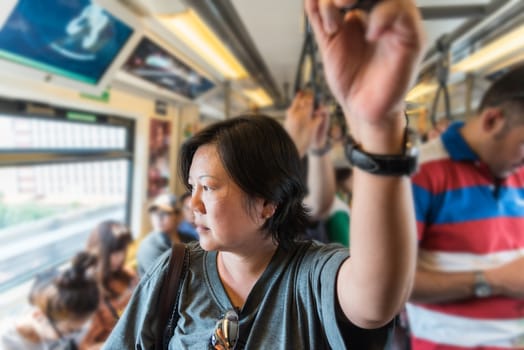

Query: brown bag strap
156 243 187 350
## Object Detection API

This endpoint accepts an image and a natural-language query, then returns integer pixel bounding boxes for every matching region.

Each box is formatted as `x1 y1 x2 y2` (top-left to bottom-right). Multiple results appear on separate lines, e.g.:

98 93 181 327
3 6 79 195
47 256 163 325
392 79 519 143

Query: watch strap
309 141 332 156
344 137 418 176
474 270 487 284
473 270 492 298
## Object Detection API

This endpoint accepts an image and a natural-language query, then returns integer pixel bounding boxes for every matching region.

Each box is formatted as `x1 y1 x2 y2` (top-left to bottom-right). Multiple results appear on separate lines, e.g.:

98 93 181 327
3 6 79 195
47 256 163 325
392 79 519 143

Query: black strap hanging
430 35 452 128
294 18 319 108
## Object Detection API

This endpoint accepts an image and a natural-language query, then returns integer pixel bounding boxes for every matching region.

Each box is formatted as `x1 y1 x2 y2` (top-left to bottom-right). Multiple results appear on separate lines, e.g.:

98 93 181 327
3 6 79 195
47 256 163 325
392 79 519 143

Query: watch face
475 283 492 298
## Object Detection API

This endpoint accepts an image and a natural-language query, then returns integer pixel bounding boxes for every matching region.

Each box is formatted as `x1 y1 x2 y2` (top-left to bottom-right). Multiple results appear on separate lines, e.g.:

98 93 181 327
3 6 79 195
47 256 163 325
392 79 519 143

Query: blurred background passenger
335 165 353 205
177 191 198 240
325 159 352 247
80 220 137 350
136 193 196 277
0 252 99 350
284 92 336 243
426 118 450 141
408 64 524 350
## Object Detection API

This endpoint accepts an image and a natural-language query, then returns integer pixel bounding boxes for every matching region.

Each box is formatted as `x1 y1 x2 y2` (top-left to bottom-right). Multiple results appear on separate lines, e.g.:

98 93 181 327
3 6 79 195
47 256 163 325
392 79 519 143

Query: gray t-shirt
104 240 350 349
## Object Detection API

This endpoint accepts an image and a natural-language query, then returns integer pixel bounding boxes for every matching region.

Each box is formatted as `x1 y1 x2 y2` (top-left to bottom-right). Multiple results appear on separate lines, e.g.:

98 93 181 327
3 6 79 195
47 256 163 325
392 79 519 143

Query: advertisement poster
122 37 215 99
0 0 133 84
147 118 171 198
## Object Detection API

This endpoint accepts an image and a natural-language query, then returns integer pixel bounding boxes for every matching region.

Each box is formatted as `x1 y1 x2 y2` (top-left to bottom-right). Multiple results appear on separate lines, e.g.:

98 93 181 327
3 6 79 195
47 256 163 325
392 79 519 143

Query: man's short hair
478 64 524 121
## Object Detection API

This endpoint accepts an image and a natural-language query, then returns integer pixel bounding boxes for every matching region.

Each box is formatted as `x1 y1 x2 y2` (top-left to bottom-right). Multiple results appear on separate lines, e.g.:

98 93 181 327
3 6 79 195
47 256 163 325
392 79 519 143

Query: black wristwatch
344 136 418 176
474 271 492 298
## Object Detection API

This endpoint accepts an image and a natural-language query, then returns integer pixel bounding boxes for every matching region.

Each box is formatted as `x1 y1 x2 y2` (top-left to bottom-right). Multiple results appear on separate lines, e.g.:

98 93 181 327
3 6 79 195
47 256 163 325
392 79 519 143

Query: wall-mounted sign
122 37 215 100
147 118 171 198
155 100 167 116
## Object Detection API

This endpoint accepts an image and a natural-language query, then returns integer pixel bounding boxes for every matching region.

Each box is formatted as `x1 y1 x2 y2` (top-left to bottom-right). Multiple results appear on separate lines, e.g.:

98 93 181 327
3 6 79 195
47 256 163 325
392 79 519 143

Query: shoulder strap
156 243 187 350
103 297 120 321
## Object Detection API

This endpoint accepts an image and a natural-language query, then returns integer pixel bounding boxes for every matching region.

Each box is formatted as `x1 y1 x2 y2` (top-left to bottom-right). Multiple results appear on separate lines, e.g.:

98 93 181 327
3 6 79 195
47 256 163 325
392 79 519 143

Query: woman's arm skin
305 0 425 328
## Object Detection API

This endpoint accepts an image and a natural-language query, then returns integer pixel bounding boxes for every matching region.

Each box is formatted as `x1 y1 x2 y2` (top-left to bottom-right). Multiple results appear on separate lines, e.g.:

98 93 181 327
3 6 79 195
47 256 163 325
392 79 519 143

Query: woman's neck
217 240 277 308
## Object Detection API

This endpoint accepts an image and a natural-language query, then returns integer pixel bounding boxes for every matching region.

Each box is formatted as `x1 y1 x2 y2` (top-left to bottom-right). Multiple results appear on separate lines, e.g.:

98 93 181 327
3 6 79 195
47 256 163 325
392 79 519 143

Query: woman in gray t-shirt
105 0 424 348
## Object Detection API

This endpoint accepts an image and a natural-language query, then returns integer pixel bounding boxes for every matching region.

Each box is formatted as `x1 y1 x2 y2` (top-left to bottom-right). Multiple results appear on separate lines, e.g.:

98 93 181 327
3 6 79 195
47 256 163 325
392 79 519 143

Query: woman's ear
261 201 277 219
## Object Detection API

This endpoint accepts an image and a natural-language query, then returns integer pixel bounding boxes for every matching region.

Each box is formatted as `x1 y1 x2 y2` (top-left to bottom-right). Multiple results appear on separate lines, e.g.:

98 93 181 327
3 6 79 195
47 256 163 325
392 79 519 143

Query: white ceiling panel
230 0 495 101
231 0 305 97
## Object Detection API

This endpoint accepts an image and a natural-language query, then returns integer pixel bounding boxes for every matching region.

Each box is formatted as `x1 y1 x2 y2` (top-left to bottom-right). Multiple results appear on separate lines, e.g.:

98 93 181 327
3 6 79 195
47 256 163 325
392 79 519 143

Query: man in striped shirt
407 65 524 350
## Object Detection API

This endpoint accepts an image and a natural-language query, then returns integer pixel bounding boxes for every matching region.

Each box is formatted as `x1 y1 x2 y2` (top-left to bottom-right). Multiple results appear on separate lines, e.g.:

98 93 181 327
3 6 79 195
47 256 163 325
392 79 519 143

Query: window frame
0 97 136 293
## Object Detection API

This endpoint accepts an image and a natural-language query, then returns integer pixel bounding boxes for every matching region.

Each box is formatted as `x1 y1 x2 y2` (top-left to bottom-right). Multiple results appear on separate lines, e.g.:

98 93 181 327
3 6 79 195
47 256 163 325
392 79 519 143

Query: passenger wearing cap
177 191 199 240
136 193 196 276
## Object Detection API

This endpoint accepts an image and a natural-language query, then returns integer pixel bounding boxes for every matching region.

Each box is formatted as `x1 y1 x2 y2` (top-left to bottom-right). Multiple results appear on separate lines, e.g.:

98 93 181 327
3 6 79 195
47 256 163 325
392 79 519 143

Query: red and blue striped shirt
408 122 524 350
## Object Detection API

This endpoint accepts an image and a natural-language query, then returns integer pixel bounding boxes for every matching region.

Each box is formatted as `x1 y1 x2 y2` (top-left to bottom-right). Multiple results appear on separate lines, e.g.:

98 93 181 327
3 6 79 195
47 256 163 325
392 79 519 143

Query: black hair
179 191 192 204
478 64 524 124
29 252 99 321
335 167 353 184
86 220 133 297
179 114 309 249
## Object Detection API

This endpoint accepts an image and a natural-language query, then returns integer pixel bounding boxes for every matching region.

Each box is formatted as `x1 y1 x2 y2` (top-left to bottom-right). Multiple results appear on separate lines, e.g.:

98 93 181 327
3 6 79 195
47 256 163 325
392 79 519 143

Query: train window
0 115 127 150
0 100 134 318
0 161 129 287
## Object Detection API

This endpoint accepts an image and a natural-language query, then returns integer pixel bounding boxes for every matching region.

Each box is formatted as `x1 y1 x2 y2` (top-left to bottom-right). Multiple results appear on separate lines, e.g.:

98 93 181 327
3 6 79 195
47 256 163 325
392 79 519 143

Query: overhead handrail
293 0 382 108
422 0 520 65
293 19 320 107
430 35 452 128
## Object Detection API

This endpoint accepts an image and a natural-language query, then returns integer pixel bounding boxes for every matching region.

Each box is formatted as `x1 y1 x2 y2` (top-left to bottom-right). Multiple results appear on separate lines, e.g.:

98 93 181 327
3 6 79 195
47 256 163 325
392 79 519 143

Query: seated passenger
0 252 99 350
80 221 137 350
136 193 196 276
177 191 199 240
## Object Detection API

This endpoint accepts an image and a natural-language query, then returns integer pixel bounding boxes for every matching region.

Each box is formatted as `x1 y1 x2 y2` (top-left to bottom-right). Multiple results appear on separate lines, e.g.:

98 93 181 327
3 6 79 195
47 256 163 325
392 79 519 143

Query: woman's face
488 122 524 178
52 317 89 336
34 311 89 341
150 210 179 234
187 144 266 252
110 249 126 272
